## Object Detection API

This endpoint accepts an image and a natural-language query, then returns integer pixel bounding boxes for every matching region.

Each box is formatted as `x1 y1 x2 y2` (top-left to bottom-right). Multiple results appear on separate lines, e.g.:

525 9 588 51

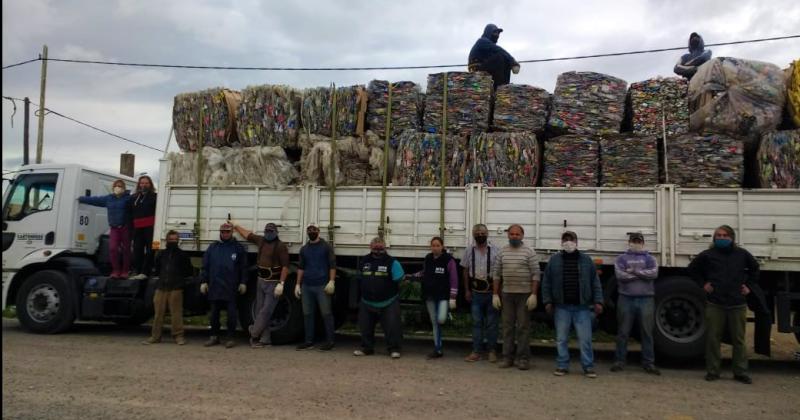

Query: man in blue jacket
201 223 248 348
78 179 132 279
468 23 520 88
542 231 604 378
673 32 712 80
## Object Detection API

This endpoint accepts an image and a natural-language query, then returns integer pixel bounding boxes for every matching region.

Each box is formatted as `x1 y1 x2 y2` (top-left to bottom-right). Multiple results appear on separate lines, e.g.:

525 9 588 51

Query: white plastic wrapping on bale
167 146 298 188
298 131 391 187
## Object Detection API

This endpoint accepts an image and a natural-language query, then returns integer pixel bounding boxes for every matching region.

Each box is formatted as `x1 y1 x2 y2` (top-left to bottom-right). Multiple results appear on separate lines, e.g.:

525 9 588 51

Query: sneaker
733 374 752 385
553 368 568 376
517 359 530 371
250 340 264 349
175 337 186 346
498 359 514 369
426 350 443 360
353 348 374 356
141 337 160 345
130 273 148 280
584 370 598 379
487 351 498 363
204 336 220 347
643 365 661 376
704 373 720 381
296 342 314 351
390 351 401 359
610 363 624 372
318 342 335 351
224 340 236 349
259 341 272 347
464 352 482 362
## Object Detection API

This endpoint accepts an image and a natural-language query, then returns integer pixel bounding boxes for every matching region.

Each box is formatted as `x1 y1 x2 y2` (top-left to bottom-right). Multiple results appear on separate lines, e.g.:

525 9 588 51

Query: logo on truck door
16 233 44 242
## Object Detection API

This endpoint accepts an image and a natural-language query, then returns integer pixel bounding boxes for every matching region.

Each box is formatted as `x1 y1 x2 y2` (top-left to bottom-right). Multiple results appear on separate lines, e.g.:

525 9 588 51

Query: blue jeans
426 299 448 352
301 284 334 344
615 295 655 366
554 304 595 371
471 292 499 353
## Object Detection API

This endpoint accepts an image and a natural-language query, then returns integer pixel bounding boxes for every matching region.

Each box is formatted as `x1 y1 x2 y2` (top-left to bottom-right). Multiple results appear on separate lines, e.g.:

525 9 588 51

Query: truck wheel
654 276 706 359
794 310 800 345
600 276 619 335
242 276 304 344
15 270 76 334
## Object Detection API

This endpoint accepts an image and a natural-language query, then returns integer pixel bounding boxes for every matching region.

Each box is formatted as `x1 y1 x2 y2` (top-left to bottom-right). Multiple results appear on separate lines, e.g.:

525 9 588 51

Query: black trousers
132 226 154 275
209 299 238 338
358 299 402 352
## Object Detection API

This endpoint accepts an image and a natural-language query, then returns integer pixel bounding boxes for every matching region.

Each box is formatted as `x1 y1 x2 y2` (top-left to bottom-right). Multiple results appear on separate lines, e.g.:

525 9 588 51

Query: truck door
2 172 62 269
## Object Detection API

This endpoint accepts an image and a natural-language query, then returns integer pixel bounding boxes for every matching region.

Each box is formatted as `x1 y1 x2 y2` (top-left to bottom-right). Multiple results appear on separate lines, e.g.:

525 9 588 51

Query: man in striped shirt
492 224 541 370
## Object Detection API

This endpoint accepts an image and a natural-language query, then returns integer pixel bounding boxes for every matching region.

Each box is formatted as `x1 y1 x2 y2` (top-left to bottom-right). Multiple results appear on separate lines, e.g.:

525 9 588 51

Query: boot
204 336 220 347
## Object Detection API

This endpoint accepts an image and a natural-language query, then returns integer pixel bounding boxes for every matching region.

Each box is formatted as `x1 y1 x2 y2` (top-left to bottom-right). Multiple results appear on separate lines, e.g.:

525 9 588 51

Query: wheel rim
656 296 704 344
26 283 61 323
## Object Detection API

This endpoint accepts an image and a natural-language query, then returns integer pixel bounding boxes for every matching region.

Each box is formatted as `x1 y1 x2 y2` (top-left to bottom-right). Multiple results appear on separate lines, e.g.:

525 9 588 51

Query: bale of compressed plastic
541 135 599 187
393 130 467 186
628 77 689 137
167 146 298 188
464 132 540 187
367 80 423 147
666 133 743 188
787 60 800 128
237 85 301 148
298 131 389 187
599 135 659 187
492 84 551 133
548 71 627 136
301 85 367 138
173 88 241 151
757 129 800 188
423 72 492 136
689 57 786 141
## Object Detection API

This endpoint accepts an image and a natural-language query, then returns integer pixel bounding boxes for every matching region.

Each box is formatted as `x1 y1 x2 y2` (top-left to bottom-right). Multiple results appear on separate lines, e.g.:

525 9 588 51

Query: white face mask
629 243 644 252
562 241 577 253
113 186 124 195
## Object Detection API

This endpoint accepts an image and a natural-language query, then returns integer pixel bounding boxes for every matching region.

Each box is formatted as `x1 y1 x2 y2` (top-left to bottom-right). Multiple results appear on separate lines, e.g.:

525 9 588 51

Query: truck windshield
2 173 58 221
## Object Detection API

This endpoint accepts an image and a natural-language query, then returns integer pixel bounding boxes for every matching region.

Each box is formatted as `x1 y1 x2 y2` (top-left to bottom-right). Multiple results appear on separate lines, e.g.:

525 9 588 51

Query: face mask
690 38 700 49
166 241 179 249
220 232 232 241
474 235 487 245
629 243 644 252
509 239 522 247
264 231 278 241
113 186 124 195
371 248 385 256
307 232 319 241
714 238 732 248
562 241 577 253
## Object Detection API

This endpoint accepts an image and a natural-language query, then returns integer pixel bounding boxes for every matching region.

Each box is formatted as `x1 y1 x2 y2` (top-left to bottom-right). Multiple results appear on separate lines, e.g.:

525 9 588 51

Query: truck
3 160 800 358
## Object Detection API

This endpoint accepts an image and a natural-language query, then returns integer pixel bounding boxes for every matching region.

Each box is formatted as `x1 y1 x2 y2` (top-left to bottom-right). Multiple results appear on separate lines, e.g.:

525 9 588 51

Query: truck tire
794 310 800 345
241 276 304 345
600 276 619 335
654 276 706 359
15 270 76 334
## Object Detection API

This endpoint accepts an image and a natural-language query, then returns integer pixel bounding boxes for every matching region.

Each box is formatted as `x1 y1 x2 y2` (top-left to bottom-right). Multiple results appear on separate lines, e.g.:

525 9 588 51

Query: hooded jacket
78 191 131 227
614 249 658 297
468 24 517 69
129 190 157 229
674 32 712 79
688 245 759 308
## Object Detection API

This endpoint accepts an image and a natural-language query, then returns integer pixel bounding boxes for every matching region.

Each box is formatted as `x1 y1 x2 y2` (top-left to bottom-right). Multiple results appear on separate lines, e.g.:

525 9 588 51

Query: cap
264 222 278 231
219 222 233 231
629 232 644 242
561 231 577 242
306 223 319 230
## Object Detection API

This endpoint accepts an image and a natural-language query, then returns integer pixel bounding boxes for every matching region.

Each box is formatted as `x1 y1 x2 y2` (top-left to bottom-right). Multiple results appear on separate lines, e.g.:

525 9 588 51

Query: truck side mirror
85 189 91 196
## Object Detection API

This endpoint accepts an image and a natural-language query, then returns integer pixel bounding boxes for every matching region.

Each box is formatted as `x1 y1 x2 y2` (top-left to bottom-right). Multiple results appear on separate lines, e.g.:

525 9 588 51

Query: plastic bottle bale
301 85 367 138
367 80 422 147
666 133 743 188
492 84 551 133
423 72 492 136
393 130 467 187
628 77 689 137
689 57 786 142
548 72 628 136
787 60 800 128
173 88 241 151
599 135 659 187
237 85 301 148
464 132 541 187
541 135 599 187
757 129 800 188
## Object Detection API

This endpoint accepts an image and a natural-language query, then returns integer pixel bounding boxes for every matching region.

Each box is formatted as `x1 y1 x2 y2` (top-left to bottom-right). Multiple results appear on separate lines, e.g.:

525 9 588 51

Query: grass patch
3 306 16 319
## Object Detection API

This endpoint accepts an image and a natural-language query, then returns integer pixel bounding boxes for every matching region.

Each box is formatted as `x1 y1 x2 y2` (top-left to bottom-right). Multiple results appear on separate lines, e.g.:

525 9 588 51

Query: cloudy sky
2 0 798 182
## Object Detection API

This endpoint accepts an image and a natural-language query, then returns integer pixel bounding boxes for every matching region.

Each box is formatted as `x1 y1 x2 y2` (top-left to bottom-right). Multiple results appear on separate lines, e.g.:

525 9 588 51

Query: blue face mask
714 238 732 248
509 239 522 247
264 231 278 241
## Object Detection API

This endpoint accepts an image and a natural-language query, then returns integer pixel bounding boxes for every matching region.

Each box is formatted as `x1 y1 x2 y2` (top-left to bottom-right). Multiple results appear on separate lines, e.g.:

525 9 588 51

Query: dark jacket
359 252 401 306
78 191 131 227
688 245 759 308
129 191 157 229
468 24 516 69
422 252 453 301
153 245 193 290
201 238 248 301
542 251 603 306
674 32 712 79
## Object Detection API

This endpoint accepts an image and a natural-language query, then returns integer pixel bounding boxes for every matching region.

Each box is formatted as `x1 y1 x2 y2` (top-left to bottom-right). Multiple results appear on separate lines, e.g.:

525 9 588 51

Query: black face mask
690 38 700 49
166 241 179 249
371 249 385 257
474 235 487 245
307 232 319 241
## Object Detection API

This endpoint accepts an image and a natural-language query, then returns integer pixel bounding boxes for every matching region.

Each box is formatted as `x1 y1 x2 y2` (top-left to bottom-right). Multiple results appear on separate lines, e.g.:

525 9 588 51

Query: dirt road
3 319 798 420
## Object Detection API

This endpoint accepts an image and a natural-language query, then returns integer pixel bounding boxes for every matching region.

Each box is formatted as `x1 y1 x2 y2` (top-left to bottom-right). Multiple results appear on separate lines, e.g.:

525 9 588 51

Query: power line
3 34 798 72
2 57 41 70
2 95 165 153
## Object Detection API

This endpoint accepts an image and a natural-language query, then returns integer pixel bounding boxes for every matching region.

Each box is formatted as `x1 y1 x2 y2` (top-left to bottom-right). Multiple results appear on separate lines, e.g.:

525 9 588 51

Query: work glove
274 282 284 297
448 298 457 310
228 218 238 227
294 284 302 299
324 280 335 295
492 294 502 310
238 284 247 295
511 64 520 74
526 294 538 311
200 283 208 294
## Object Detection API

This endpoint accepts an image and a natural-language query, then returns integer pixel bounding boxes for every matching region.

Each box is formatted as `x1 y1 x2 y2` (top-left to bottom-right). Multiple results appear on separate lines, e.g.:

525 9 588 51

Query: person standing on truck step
468 24 520 88
230 220 290 348
295 223 337 351
142 230 193 346
129 175 157 280
688 225 759 385
200 223 248 349
463 224 501 363
492 224 540 371
354 237 405 359
611 232 661 375
542 231 604 379
77 179 132 279
409 237 458 359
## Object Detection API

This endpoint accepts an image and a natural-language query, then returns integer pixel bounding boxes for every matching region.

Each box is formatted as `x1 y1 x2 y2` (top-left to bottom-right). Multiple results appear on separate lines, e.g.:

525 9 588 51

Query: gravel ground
3 318 799 420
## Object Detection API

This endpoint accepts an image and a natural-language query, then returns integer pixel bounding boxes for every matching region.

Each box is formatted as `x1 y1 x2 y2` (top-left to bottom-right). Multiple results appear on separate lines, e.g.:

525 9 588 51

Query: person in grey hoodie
674 32 712 80
611 232 660 375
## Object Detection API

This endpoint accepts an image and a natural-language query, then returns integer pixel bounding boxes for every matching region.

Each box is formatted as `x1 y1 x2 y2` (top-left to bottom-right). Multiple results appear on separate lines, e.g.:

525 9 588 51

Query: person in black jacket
142 230 193 345
688 225 759 384
468 23 520 88
673 32 712 80
129 175 157 280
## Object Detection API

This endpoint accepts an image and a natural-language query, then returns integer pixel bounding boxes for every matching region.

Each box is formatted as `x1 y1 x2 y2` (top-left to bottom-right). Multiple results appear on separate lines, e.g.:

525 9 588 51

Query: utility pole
23 97 30 165
35 45 48 164
120 153 135 177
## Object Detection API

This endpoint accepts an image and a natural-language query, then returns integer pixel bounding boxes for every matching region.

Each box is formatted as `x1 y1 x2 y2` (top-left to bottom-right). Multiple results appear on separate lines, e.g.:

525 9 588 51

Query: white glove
512 64 520 74
238 284 247 295
274 282 284 297
448 299 457 310
228 219 237 227
324 280 335 295
200 283 208 294
526 294 538 311
294 284 302 299
492 294 502 310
